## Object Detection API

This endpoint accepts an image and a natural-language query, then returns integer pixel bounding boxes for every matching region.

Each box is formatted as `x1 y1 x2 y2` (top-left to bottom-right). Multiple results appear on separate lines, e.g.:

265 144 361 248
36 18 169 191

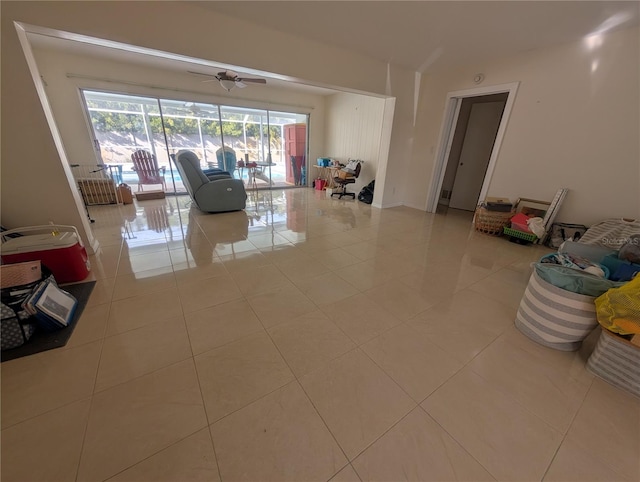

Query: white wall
407 25 640 225
323 92 385 195
30 47 328 184
380 65 415 208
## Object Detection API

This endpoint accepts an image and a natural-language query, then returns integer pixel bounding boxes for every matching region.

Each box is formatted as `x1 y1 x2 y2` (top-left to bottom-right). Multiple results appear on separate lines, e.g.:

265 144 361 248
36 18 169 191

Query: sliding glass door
82 89 308 193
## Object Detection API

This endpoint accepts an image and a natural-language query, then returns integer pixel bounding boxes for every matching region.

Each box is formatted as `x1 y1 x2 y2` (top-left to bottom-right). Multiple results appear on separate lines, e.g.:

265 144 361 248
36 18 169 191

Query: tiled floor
2 188 639 482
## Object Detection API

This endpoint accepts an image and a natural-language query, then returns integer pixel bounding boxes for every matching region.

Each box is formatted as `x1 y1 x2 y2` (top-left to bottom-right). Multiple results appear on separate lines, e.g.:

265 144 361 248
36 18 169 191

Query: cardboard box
135 190 165 201
117 184 133 204
484 196 513 212
485 196 511 204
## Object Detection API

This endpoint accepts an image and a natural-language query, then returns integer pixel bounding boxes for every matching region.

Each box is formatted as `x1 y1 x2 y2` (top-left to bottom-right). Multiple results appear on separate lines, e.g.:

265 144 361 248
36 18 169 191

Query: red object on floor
1 225 91 284
315 179 327 190
510 212 533 233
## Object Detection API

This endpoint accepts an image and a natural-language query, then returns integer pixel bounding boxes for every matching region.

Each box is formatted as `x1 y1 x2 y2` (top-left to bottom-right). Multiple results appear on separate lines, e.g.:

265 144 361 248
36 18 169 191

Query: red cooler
1 225 91 284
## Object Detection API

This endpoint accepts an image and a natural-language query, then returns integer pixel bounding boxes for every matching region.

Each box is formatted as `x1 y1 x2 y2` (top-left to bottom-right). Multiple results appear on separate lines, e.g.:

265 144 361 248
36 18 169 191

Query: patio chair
131 149 167 191
216 146 238 177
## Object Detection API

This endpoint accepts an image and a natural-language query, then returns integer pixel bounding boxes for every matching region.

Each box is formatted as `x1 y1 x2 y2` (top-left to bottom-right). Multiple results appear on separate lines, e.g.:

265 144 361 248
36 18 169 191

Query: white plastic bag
527 217 546 238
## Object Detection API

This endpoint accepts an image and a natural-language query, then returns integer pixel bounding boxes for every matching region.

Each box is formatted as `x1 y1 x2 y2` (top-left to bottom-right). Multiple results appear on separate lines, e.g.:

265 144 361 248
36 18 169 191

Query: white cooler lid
1 232 78 254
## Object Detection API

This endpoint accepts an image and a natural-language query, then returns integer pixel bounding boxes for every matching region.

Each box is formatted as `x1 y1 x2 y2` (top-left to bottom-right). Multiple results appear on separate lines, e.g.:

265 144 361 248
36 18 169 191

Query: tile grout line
240 297 353 477
94 225 218 481
47 193 608 482
539 375 597 482
74 248 119 482
114 201 227 477
414 403 498 481
175 265 225 482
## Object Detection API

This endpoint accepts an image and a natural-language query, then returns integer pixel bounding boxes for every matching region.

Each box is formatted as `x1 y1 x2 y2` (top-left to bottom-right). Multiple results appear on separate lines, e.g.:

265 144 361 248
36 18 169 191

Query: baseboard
402 201 427 211
379 202 404 209
88 237 100 255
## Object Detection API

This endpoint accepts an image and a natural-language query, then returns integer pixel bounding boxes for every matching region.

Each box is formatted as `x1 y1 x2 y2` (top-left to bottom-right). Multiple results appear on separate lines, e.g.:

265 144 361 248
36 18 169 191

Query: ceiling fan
188 70 267 91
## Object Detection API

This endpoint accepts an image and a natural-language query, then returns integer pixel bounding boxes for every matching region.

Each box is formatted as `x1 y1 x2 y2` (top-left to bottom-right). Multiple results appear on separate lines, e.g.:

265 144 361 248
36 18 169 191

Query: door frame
425 82 519 213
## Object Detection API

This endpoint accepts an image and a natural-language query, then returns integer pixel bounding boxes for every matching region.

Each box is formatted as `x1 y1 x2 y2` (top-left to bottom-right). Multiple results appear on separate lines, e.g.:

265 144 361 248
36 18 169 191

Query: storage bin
504 227 538 244
515 269 598 351
473 207 512 235
587 328 640 399
510 221 532 233
1 225 91 284
485 202 513 212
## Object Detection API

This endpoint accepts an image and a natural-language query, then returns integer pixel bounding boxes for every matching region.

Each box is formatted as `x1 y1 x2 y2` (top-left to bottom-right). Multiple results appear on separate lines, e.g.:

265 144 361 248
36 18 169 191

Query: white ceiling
26 1 638 96
194 1 639 72
27 32 338 96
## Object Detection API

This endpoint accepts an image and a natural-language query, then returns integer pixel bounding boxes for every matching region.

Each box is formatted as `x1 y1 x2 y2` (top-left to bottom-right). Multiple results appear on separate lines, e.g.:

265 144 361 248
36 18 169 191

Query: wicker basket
473 207 512 235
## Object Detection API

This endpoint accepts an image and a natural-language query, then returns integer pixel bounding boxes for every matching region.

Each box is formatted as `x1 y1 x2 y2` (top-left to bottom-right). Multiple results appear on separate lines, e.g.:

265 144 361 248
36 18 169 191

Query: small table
312 165 341 188
243 162 275 189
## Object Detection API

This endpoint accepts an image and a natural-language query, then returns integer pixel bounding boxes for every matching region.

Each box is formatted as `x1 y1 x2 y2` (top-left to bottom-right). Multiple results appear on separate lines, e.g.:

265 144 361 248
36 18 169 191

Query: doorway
442 94 507 211
426 82 519 213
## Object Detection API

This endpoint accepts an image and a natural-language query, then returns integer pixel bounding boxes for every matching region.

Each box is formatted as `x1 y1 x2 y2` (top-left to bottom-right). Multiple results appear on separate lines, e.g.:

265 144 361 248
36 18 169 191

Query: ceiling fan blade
188 70 217 78
235 81 247 89
239 78 267 84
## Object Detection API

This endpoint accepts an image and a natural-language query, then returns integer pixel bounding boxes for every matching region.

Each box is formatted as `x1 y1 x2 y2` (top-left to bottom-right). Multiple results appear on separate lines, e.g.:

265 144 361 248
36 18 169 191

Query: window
82 90 309 192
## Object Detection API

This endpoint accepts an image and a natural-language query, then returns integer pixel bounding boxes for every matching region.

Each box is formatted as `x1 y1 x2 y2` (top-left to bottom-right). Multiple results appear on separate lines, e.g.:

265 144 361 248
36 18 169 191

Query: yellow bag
595 275 640 335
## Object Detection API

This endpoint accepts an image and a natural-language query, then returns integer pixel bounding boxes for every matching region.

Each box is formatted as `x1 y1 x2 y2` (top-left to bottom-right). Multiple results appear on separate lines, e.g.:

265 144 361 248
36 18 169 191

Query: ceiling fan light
219 79 236 91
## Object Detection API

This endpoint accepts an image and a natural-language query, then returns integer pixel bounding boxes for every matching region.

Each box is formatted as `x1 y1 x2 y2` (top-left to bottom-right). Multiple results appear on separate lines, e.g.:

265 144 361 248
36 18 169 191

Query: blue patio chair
216 146 237 177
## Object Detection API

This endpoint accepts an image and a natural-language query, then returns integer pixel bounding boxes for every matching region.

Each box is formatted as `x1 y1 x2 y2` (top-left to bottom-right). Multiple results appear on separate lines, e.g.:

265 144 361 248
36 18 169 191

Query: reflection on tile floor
2 188 638 482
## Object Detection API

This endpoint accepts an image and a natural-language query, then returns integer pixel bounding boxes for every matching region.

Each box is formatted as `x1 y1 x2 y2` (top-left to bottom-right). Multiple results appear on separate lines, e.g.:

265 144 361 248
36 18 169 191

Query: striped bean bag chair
515 269 598 351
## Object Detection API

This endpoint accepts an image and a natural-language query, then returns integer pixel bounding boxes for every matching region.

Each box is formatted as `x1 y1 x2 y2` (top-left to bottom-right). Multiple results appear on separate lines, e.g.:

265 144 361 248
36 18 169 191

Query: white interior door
449 101 505 211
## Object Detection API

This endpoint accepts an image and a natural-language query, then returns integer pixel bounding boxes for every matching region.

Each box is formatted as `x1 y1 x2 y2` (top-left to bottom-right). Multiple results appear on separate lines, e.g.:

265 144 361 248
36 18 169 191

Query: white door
449 101 505 211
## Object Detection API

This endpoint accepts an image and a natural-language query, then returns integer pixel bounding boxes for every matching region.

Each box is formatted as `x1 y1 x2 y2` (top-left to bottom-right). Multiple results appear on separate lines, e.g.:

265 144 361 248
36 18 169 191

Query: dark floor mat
1 281 96 362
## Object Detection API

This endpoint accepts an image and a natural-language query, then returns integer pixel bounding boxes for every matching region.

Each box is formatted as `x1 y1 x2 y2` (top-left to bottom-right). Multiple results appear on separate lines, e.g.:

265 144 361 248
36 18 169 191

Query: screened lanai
81 90 309 193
